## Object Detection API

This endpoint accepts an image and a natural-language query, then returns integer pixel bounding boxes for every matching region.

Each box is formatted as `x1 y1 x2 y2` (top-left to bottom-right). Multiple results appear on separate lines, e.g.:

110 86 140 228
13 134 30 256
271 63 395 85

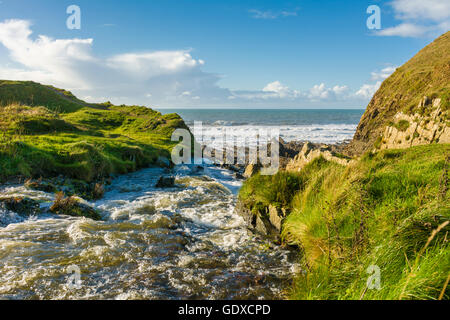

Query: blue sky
0 0 448 108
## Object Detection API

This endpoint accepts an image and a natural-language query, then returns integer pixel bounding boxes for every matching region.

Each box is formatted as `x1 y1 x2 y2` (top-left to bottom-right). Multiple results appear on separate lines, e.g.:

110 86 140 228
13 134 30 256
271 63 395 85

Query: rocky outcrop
377 97 449 150
286 142 353 172
236 201 285 241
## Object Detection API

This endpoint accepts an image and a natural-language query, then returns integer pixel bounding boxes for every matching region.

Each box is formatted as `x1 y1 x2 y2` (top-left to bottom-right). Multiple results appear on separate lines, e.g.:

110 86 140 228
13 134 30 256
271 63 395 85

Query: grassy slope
239 144 450 300
0 81 188 182
348 31 450 156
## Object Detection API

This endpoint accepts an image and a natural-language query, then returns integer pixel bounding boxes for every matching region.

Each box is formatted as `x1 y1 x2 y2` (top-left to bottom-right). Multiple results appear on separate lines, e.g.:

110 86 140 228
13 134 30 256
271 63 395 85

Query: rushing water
0 164 299 300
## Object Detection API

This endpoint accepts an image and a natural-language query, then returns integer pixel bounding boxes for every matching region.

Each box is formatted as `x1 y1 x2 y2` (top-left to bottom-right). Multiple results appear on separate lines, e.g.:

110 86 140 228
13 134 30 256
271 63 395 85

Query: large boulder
155 176 176 188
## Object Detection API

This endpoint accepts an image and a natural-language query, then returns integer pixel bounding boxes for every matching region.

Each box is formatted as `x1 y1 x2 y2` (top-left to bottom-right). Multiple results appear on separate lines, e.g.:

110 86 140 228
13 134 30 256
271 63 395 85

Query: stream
0 164 299 300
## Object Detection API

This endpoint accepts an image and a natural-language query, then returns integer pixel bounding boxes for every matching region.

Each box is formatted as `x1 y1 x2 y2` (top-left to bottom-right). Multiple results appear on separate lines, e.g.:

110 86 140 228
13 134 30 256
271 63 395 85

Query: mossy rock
0 197 41 216
50 193 101 220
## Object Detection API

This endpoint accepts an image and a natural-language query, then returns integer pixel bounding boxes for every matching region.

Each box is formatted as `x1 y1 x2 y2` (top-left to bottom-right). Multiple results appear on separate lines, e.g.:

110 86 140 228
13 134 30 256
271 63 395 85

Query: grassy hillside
0 80 93 113
0 81 188 182
239 144 450 300
348 31 450 156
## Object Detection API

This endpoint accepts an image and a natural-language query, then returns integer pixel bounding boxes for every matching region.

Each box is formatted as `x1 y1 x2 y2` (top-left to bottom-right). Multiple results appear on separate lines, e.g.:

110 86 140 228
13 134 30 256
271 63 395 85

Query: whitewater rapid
0 164 299 300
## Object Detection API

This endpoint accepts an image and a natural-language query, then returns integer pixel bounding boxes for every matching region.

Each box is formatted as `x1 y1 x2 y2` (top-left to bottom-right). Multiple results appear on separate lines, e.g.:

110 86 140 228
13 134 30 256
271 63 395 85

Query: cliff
347 32 450 156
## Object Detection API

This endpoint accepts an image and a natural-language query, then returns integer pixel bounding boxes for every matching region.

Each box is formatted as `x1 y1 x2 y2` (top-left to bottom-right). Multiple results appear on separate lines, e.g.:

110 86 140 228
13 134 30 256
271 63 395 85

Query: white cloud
308 83 349 101
107 51 202 76
0 19 228 106
371 66 397 81
354 65 396 100
376 23 430 38
262 81 299 99
231 81 351 103
355 81 382 100
391 0 450 22
376 0 450 38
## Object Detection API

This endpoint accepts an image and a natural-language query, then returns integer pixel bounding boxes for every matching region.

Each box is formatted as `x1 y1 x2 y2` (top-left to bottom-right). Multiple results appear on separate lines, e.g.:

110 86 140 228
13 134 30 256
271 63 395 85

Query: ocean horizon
162 109 365 147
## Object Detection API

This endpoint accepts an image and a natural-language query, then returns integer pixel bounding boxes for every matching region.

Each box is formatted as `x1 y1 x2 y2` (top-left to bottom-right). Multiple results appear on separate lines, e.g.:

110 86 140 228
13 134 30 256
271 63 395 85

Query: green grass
0 82 189 182
394 120 410 132
0 80 92 113
239 144 450 300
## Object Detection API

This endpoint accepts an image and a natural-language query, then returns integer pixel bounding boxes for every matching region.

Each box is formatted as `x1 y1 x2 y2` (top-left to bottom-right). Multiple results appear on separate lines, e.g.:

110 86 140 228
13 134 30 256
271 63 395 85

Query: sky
0 0 448 109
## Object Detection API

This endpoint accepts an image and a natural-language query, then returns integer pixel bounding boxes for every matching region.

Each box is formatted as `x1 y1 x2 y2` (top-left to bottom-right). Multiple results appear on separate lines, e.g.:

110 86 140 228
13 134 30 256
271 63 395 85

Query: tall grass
240 144 450 300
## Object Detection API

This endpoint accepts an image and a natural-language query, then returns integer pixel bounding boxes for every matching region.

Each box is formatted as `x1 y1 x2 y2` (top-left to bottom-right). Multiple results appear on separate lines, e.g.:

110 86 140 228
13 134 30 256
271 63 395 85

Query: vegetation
349 31 450 155
394 119 410 132
50 191 101 220
239 144 450 300
0 81 188 182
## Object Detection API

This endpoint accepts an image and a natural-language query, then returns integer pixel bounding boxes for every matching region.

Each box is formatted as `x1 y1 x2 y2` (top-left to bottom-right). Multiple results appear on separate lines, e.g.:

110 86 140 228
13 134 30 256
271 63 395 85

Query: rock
346 32 450 156
243 163 260 178
286 141 353 172
24 179 57 193
255 215 270 235
155 176 176 188
91 183 105 200
0 197 41 216
235 200 280 241
255 214 280 240
191 165 204 174
268 205 284 232
157 156 171 168
234 172 245 180
50 193 101 220
378 98 449 151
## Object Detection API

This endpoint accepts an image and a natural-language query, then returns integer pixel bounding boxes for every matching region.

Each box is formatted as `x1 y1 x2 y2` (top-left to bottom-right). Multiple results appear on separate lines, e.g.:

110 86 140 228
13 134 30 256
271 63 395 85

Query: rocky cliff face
346 31 450 156
378 97 449 150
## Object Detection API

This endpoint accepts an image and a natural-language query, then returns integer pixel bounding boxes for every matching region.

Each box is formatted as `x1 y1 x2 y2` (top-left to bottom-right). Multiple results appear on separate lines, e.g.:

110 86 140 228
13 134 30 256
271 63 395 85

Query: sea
164 109 364 147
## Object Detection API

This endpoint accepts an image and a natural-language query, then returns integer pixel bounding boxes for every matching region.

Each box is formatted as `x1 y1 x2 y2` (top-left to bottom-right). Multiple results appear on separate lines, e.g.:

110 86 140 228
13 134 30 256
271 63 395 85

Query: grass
0 81 189 182
239 144 450 300
394 120 410 132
